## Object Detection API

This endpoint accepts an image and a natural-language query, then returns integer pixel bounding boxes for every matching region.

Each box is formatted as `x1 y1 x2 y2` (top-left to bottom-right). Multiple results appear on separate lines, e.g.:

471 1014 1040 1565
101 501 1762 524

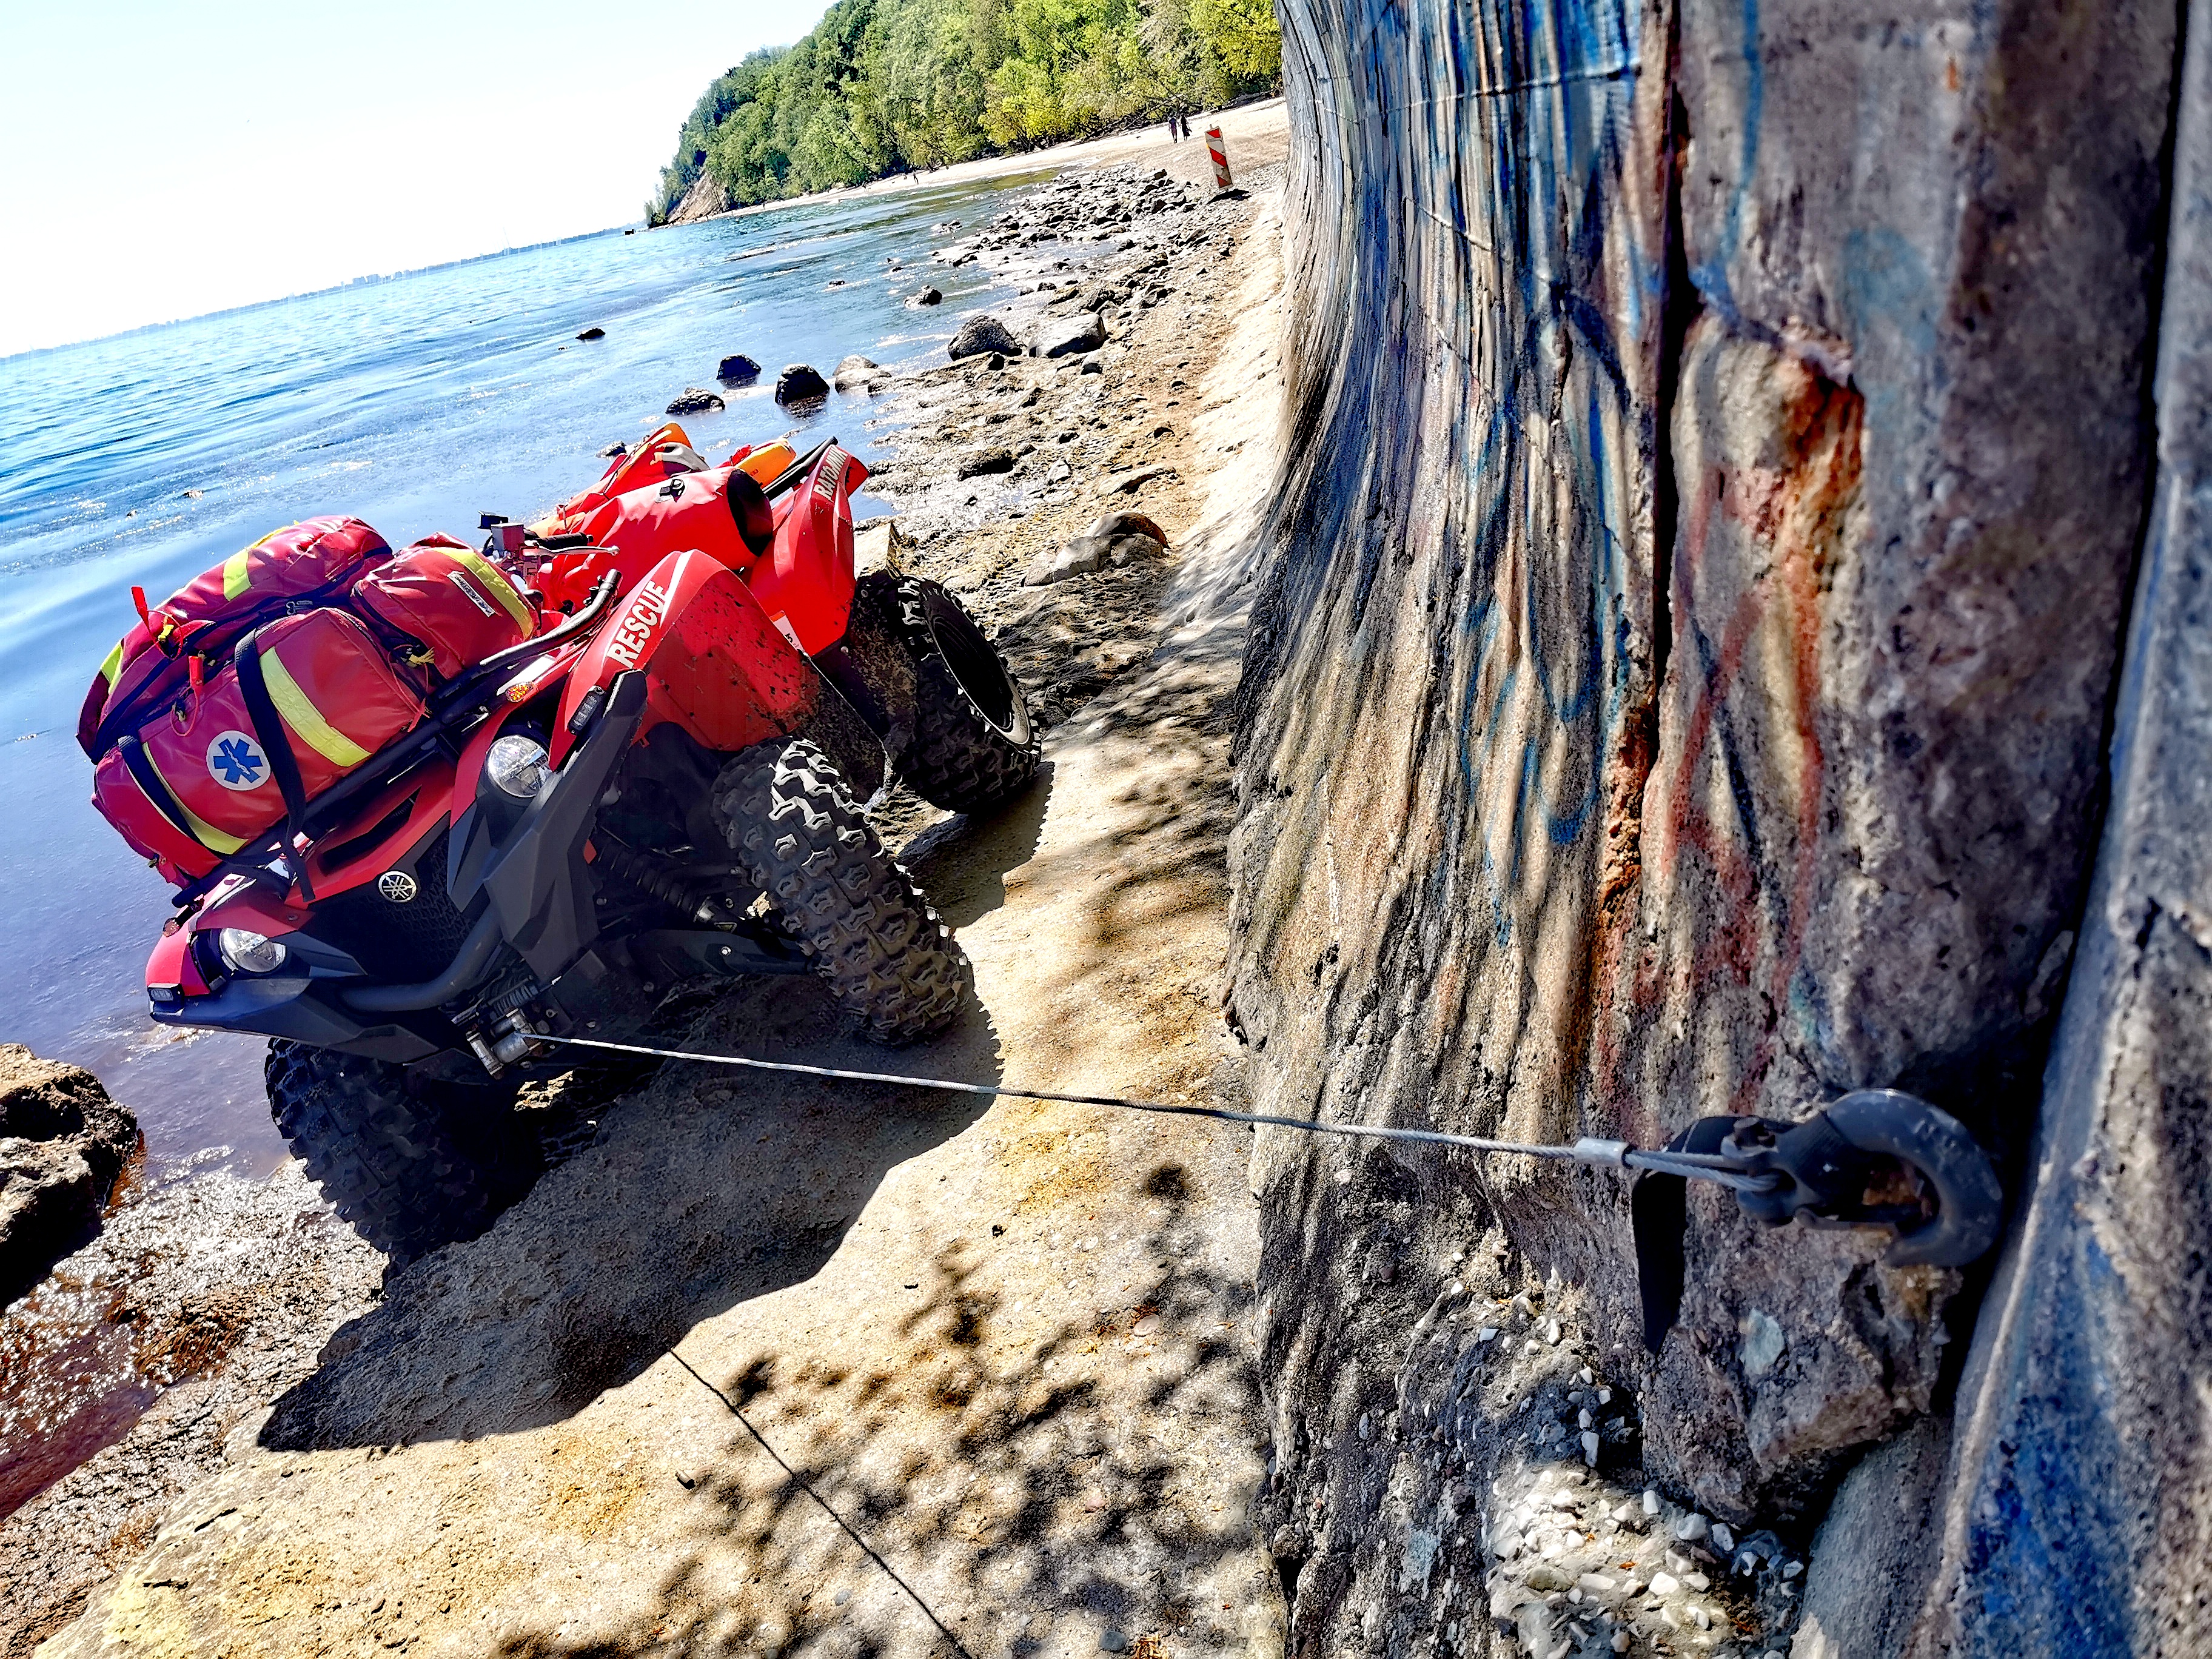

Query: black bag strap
233 627 316 900
118 734 201 846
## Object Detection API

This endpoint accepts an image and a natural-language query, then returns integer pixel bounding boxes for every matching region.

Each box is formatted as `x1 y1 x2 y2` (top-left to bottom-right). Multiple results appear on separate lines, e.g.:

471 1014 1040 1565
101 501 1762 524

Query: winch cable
531 1033 1781 1194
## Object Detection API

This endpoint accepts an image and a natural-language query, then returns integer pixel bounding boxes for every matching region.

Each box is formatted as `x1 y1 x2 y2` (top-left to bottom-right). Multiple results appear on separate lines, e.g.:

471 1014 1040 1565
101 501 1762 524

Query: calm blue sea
0 169 1049 1173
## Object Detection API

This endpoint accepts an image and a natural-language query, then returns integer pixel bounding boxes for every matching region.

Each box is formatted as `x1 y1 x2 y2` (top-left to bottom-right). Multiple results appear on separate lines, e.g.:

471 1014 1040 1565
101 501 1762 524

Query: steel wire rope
533 1034 1778 1192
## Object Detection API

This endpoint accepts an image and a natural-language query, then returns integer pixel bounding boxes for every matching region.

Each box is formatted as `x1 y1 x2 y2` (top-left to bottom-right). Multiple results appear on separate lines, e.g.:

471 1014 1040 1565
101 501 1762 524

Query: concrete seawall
1229 1 2210 1651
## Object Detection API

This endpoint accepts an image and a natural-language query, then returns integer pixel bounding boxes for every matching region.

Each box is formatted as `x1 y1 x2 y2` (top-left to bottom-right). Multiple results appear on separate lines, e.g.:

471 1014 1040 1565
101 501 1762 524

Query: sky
0 0 831 358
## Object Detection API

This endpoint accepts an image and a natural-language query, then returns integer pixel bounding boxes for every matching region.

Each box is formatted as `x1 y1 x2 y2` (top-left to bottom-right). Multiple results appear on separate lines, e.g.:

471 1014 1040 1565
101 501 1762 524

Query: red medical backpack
353 535 541 677
78 517 391 762
91 609 427 885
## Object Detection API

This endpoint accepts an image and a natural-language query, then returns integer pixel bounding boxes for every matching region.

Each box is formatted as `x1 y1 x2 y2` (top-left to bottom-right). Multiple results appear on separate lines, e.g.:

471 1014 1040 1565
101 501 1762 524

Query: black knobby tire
265 1041 535 1264
870 574 1040 812
712 737 970 1043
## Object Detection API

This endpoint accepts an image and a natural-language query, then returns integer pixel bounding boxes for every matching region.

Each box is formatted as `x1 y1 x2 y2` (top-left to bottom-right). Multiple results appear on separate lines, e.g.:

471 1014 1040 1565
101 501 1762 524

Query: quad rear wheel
265 1041 537 1264
856 574 1040 812
712 736 969 1043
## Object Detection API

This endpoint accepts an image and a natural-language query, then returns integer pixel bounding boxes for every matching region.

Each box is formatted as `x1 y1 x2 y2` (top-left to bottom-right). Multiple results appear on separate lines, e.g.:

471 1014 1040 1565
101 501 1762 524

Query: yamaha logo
378 870 418 904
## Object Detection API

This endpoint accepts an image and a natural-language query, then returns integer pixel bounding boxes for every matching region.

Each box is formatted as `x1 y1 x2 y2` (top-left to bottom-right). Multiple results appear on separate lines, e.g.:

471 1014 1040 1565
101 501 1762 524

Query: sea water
0 169 1049 1174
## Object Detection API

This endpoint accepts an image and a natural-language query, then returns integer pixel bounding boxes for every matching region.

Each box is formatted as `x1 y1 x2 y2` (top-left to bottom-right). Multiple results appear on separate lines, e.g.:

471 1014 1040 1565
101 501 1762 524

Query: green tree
645 0 1278 219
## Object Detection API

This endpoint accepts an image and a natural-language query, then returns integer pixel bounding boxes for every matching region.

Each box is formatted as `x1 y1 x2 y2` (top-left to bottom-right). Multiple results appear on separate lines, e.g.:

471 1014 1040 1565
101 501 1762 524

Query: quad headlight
485 734 551 799
216 928 288 975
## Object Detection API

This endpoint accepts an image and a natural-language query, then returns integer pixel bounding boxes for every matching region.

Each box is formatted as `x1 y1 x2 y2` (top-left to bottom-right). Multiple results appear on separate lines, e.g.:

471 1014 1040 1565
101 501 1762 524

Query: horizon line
0 218 650 366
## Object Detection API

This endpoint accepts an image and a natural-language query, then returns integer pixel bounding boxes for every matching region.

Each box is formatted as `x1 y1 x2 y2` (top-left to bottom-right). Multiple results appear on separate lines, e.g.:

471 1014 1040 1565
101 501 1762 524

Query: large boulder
0 1045 137 1305
665 387 725 415
774 363 830 405
948 313 1021 361
912 286 943 306
716 354 760 383
1030 311 1107 360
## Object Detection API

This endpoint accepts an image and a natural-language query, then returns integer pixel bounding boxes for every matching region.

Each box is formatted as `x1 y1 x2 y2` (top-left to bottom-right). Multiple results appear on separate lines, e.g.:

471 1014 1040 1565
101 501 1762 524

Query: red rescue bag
352 534 541 678
78 517 390 761
90 609 426 883
534 463 778 614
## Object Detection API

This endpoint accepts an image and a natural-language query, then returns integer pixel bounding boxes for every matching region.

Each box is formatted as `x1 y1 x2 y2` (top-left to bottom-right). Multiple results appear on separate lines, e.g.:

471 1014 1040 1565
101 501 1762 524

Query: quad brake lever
1629 1090 2003 1350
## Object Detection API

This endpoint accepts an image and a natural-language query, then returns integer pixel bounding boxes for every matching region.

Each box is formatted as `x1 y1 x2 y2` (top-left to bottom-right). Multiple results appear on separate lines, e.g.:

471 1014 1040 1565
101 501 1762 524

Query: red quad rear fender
552 549 819 766
748 444 864 655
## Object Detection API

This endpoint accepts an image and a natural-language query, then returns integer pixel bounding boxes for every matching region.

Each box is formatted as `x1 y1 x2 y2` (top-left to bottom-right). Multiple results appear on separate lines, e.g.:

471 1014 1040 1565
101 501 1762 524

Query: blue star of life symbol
207 730 267 791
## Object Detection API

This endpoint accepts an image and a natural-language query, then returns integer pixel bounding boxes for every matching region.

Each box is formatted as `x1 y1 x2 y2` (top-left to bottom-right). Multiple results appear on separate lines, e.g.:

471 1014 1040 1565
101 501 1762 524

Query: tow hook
468 1010 547 1077
1630 1090 2004 1350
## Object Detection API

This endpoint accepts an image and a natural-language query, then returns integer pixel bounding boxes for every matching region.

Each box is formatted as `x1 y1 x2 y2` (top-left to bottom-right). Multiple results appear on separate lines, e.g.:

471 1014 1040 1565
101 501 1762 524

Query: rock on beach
1031 311 1108 360
666 387 725 415
948 313 1021 361
1024 511 1169 586
717 354 762 383
955 446 1017 480
775 363 830 405
833 355 890 391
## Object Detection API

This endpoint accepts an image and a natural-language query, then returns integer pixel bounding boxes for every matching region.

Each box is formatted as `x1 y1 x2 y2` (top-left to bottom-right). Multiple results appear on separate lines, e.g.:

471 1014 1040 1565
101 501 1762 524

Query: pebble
1674 1512 1711 1543
1578 1409 1594 1430
1101 1631 1130 1654
1643 1489 1661 1517
1683 1571 1711 1592
1612 1634 1632 1654
1576 1574 1615 1595
833 1590 851 1607
1783 1560 1803 1580
1477 1326 1500 1344
1581 1431 1600 1466
1543 1318 1563 1344
1648 1574 1681 1597
1710 1521 1736 1553
1578 1367 1594 1385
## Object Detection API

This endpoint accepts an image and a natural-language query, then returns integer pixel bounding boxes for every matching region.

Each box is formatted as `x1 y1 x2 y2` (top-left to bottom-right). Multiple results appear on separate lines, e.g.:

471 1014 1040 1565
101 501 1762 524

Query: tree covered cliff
648 0 1279 222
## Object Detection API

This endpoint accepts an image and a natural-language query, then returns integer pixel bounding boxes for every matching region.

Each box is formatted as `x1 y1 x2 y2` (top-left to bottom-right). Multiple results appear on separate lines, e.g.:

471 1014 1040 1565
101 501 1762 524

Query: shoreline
675 97 1289 226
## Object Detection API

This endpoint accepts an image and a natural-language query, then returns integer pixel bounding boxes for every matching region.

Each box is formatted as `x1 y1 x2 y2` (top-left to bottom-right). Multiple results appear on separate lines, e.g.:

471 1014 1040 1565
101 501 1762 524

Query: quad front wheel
265 1041 537 1264
712 736 970 1043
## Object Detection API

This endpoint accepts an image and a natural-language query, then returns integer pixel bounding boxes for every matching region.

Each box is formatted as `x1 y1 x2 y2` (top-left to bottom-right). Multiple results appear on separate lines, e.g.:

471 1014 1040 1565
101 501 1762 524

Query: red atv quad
81 431 1038 1261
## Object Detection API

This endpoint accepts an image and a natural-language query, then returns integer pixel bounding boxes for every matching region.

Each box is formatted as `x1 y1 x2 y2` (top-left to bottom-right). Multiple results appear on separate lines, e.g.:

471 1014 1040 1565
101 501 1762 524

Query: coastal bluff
1228 1 2212 1654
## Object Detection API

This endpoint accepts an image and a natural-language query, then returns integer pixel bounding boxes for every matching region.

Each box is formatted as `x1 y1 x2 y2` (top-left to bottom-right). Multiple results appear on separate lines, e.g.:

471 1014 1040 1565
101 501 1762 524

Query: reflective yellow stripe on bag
258 645 367 768
142 753 248 853
448 548 538 637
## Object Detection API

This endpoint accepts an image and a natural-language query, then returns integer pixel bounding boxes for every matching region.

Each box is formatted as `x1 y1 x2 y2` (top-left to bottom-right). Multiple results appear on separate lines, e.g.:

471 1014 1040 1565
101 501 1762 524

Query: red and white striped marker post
1205 125 1232 189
